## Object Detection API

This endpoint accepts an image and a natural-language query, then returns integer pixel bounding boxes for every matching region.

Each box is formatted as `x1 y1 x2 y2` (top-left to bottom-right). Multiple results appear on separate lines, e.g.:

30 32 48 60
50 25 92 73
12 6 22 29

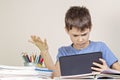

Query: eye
73 35 79 37
81 33 87 36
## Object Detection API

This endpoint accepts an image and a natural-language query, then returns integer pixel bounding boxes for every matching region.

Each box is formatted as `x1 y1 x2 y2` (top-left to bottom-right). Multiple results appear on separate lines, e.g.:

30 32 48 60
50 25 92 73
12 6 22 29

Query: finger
99 58 106 65
37 36 42 42
31 35 41 42
31 35 35 38
31 35 36 41
28 40 34 44
30 35 37 43
93 62 102 68
91 67 102 72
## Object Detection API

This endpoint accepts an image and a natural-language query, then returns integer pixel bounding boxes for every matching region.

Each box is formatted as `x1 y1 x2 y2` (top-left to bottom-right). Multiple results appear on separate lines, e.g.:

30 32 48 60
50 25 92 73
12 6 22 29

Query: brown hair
65 6 92 31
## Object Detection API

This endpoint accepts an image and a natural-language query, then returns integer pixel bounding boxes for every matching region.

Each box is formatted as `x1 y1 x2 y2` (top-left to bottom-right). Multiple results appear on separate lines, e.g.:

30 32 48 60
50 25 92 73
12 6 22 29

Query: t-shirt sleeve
101 42 118 67
56 47 63 61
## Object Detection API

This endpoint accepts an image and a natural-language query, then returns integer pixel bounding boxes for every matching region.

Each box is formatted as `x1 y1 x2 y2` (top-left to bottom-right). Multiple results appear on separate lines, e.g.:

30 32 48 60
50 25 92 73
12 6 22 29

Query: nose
77 37 83 42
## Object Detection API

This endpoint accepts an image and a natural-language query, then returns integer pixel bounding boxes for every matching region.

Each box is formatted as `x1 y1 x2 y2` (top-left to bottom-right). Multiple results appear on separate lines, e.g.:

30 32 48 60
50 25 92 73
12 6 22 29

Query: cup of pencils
22 52 44 68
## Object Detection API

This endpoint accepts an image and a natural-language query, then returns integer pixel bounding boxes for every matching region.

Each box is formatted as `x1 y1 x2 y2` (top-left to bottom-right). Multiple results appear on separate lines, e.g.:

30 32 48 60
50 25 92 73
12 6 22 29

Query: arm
29 35 60 77
111 61 120 71
91 58 120 72
41 51 61 77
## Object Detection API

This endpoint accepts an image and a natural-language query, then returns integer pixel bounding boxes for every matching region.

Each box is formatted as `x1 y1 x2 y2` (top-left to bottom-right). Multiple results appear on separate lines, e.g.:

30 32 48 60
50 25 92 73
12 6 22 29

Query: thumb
28 40 34 44
44 39 47 46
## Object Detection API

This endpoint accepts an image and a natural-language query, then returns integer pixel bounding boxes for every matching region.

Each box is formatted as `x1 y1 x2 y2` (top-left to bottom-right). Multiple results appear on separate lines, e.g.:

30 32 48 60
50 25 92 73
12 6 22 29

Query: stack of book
0 65 53 79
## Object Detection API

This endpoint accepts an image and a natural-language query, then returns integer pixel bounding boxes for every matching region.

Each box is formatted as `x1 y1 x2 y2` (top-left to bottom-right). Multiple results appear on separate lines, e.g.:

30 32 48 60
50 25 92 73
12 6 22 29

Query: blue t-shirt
57 41 118 67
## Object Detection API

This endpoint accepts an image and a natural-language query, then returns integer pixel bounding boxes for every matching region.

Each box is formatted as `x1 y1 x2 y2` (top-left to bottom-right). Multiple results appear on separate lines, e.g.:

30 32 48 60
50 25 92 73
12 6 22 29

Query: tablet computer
59 52 102 76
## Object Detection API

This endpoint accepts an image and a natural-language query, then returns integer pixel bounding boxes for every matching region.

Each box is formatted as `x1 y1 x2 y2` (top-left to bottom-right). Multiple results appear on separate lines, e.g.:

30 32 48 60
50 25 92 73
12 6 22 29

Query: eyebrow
81 33 88 36
72 32 88 37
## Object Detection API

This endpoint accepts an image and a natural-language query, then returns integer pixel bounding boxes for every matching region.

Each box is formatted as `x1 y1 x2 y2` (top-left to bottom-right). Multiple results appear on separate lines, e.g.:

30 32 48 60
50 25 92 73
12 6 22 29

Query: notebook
59 52 102 77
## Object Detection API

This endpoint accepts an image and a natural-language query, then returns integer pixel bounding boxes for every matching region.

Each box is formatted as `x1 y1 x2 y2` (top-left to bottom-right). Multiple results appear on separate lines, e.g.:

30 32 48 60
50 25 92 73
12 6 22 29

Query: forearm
40 50 55 70
112 62 120 71
40 50 61 78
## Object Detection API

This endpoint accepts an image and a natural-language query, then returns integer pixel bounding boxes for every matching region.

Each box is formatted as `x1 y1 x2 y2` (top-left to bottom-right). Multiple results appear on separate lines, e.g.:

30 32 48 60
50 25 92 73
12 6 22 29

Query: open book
97 69 120 79
60 69 120 79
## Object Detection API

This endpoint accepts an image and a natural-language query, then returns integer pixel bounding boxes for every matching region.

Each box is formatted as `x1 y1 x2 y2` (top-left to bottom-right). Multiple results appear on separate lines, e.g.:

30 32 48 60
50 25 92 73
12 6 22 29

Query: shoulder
90 41 107 47
58 45 72 52
89 41 109 51
56 44 73 58
91 41 105 44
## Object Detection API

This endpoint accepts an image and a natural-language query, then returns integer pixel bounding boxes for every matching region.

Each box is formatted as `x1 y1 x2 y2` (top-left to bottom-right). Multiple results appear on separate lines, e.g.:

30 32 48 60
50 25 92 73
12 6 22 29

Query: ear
89 27 92 32
65 27 69 34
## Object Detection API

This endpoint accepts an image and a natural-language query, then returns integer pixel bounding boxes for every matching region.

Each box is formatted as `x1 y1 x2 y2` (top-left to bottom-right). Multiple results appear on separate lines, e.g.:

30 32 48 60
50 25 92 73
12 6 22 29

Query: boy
29 6 120 77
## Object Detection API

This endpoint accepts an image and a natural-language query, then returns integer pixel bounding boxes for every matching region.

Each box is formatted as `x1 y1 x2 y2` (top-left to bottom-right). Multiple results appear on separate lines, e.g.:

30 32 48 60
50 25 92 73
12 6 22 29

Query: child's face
66 27 91 50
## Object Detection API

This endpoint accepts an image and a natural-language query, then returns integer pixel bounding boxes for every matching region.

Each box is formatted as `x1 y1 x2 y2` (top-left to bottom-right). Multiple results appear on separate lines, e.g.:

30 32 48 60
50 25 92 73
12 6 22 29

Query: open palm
29 35 48 52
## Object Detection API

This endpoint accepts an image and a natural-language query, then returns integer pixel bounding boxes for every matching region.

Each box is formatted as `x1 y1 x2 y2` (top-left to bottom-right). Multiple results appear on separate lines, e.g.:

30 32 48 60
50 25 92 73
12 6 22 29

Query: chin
76 43 86 47
76 43 85 46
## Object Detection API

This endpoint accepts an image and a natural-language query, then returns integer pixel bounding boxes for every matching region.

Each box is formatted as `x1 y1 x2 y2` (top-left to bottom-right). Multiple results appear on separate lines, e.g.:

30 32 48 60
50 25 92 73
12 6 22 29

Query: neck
73 41 90 50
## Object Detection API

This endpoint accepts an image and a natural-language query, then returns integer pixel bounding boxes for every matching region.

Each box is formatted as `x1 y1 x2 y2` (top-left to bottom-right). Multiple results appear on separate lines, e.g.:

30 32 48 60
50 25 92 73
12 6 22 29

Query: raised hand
29 35 48 52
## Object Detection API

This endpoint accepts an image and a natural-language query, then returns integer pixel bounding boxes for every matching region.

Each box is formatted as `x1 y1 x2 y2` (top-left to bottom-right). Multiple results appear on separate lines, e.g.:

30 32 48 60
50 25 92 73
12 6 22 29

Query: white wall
0 0 120 66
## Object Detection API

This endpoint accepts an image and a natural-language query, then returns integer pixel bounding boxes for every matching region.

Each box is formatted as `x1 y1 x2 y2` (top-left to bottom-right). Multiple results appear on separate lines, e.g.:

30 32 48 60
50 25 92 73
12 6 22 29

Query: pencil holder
24 62 36 66
22 52 44 68
24 62 43 68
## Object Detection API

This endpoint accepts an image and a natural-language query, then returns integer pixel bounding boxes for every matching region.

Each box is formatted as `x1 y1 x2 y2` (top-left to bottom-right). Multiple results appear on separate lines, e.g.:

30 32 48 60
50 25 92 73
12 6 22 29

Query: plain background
0 0 120 66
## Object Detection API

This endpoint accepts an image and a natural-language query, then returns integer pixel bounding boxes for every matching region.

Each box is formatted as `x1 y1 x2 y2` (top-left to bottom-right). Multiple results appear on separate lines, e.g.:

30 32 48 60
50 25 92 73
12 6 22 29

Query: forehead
68 27 90 34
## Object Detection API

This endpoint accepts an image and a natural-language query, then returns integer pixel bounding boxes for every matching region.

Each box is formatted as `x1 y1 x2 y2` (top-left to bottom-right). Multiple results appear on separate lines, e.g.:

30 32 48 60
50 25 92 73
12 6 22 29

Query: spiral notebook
59 52 102 78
